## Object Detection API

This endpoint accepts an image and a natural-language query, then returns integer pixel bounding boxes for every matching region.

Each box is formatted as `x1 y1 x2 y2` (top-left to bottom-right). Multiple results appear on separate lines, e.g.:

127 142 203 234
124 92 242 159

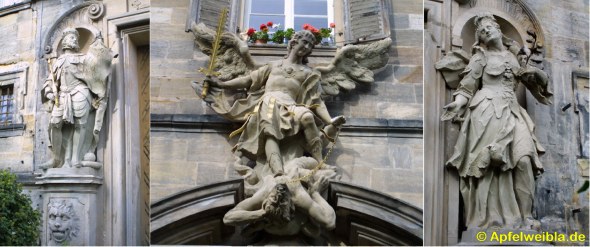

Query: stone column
36 168 102 246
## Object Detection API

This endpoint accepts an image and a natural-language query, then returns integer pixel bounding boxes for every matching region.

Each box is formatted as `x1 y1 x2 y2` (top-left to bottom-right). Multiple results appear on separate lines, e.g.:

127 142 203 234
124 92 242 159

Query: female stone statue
441 13 552 231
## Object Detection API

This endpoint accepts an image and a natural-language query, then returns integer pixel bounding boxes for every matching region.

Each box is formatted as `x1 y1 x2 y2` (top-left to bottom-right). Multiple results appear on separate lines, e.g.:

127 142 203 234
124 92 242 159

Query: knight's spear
47 58 59 106
198 8 228 98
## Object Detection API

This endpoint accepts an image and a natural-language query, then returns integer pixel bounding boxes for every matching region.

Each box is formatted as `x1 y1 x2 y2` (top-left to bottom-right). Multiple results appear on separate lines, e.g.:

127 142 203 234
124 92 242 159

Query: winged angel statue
190 23 391 237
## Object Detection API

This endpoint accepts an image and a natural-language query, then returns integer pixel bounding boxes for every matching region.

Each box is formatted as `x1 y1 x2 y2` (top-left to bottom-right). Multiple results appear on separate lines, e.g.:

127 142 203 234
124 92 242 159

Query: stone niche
425 0 590 245
34 1 110 245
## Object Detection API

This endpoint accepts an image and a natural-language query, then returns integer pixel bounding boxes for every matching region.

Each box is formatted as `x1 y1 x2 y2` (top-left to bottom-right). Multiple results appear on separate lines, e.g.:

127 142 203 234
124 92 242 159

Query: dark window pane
294 17 328 30
295 0 327 15
251 0 284 14
248 15 285 29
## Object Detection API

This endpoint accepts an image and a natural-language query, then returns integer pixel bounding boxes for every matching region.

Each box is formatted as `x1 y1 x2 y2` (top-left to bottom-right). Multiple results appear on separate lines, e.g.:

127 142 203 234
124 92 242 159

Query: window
0 85 14 126
0 0 31 17
343 0 390 43
187 0 390 44
244 0 334 31
0 0 25 8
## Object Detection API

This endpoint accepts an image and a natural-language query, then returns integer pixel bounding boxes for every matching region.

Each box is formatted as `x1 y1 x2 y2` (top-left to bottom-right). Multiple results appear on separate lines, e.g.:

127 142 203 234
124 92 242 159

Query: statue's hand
441 96 468 121
518 66 547 87
204 76 221 88
330 115 346 127
46 92 55 101
191 79 219 103
441 101 461 121
309 176 329 194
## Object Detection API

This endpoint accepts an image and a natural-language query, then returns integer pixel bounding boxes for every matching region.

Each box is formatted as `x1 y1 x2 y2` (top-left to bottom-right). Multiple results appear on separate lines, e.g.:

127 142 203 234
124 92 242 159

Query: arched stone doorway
151 179 423 245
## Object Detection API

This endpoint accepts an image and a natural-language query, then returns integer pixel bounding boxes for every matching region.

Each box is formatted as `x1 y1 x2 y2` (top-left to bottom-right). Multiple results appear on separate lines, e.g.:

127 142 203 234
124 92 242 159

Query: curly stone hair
262 183 295 224
286 30 316 64
62 28 80 51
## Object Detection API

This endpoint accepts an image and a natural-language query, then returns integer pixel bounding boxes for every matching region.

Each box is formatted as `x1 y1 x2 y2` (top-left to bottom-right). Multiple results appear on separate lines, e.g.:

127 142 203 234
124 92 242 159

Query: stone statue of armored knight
40 28 113 170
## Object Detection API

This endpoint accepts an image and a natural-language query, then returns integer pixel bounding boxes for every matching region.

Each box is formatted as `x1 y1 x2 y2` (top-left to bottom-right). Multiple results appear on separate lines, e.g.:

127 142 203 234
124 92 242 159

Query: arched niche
449 3 546 108
451 0 545 52
34 1 107 168
54 27 97 57
40 1 105 59
460 14 523 51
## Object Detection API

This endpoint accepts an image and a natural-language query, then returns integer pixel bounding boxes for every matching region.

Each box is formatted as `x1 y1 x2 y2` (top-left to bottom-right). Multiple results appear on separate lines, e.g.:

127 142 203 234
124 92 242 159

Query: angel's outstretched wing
316 38 392 96
190 22 261 81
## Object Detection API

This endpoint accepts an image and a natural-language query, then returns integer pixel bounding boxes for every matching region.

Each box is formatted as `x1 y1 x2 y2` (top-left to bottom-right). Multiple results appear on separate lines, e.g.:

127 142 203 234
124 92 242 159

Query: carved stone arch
41 1 106 59
151 180 423 245
451 0 545 52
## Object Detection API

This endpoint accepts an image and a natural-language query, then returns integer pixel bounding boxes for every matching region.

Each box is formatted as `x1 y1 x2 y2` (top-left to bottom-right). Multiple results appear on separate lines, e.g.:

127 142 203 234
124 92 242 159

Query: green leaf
577 180 589 193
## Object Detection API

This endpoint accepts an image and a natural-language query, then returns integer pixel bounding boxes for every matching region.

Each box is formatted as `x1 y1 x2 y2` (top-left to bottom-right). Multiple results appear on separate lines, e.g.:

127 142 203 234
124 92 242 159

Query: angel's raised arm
190 22 261 81
209 74 253 90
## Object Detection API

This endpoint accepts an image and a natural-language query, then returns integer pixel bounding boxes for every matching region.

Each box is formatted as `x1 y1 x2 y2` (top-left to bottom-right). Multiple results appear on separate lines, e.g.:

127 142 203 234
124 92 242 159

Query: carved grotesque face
62 33 80 52
262 183 294 224
477 19 502 44
48 201 77 244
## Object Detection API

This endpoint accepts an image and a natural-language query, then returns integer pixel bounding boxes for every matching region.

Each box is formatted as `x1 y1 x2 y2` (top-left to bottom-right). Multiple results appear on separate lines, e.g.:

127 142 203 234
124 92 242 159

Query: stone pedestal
36 168 102 246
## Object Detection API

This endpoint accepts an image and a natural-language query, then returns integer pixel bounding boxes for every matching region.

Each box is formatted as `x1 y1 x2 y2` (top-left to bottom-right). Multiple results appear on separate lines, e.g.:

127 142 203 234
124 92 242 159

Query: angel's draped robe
446 50 545 230
209 62 324 162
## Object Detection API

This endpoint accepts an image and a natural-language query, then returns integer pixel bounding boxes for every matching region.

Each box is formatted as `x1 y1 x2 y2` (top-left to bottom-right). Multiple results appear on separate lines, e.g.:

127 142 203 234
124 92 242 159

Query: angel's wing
316 38 392 96
190 22 261 81
434 49 471 89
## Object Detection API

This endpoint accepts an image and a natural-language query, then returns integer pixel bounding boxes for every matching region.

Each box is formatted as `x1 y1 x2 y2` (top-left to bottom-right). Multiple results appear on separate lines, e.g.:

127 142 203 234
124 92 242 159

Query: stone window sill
248 43 337 58
0 0 31 17
0 123 25 138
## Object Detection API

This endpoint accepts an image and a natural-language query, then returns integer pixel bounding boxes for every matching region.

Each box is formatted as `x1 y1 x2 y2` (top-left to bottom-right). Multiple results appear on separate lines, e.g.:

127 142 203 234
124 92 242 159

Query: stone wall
150 0 424 208
0 2 37 173
522 0 589 237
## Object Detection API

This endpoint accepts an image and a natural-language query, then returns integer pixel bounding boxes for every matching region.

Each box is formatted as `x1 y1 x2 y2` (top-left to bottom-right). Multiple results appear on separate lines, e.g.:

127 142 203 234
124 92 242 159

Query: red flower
261 26 268 32
330 22 335 28
260 23 267 30
267 21 273 27
311 28 319 34
302 24 311 30
246 28 255 36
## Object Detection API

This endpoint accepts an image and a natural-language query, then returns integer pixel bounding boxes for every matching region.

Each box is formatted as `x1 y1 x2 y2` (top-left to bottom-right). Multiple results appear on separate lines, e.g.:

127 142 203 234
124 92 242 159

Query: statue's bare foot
39 159 58 170
72 159 82 168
